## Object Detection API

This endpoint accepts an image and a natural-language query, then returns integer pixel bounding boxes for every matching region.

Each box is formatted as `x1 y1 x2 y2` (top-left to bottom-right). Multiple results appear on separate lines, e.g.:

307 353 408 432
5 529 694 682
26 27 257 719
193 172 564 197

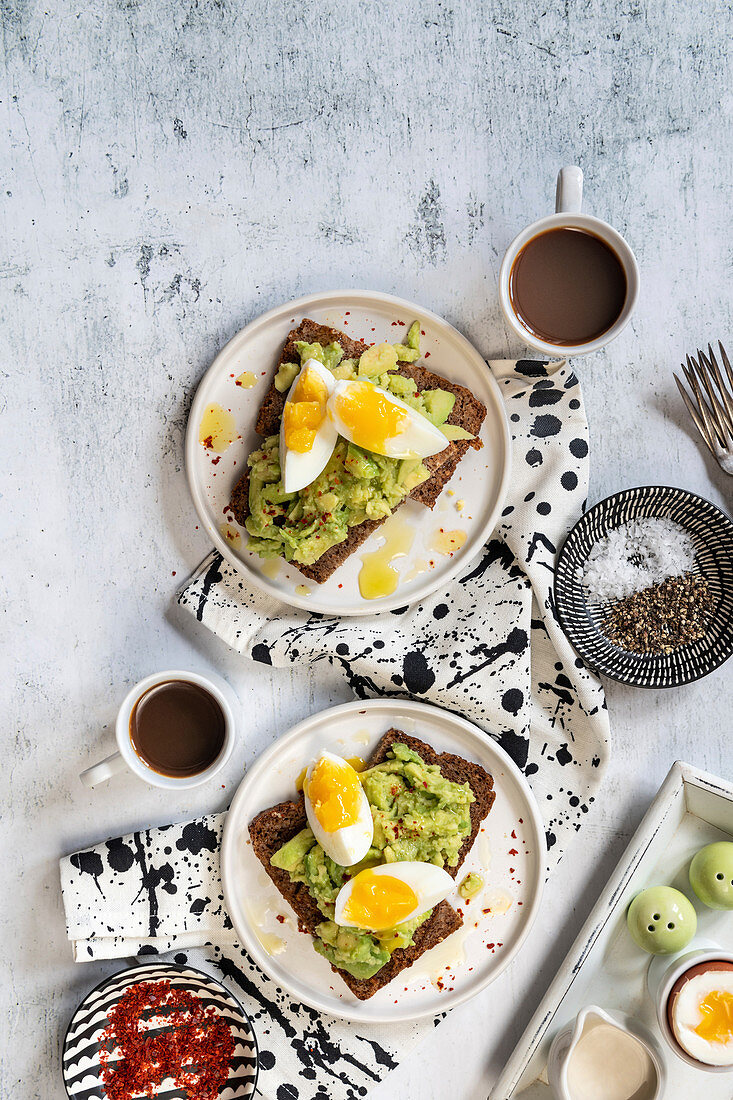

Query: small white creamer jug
547 1005 665 1100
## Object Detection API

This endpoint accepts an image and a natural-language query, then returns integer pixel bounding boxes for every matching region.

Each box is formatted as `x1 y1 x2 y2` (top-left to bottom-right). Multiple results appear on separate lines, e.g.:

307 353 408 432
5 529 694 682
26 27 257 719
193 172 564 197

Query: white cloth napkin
178 359 610 860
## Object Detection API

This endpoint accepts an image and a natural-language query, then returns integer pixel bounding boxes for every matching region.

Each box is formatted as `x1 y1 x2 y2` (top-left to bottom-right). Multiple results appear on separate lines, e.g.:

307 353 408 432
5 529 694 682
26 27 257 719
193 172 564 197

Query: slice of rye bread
248 729 496 1000
229 319 488 583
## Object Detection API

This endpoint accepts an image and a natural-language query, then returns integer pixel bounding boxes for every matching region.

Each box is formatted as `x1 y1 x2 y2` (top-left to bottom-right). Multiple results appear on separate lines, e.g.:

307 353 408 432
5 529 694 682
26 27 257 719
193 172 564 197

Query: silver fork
674 342 733 475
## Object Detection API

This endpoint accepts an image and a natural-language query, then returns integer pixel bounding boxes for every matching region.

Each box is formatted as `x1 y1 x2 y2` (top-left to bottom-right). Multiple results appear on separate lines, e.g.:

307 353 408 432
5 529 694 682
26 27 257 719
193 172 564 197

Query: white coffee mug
499 165 639 357
79 670 236 790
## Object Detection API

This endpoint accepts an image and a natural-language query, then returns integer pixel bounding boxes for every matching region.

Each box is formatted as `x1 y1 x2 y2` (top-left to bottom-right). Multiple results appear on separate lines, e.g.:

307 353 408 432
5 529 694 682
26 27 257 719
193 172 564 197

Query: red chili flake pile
99 980 234 1100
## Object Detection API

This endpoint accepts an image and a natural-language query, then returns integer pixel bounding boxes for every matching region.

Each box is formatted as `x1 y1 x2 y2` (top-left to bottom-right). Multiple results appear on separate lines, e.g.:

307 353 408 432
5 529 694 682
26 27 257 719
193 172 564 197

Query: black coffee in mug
129 680 226 777
509 226 627 346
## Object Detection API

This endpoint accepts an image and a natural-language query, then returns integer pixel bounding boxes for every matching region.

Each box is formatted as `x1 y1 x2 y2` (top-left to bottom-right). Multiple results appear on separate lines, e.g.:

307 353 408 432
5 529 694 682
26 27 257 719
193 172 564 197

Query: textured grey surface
2 1 732 1097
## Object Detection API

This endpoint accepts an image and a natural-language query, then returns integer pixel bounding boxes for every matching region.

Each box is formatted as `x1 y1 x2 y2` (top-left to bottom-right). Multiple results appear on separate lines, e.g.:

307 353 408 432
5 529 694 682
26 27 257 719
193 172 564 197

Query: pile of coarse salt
581 517 697 605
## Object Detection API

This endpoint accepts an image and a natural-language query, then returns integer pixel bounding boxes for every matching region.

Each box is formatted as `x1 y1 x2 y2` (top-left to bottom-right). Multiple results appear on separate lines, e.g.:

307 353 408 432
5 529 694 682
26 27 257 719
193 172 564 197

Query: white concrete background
2 1 732 1096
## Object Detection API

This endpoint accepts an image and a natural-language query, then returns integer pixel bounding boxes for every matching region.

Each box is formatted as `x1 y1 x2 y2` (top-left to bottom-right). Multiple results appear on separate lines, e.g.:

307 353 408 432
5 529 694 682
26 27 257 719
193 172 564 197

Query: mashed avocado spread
270 742 475 979
244 323 470 565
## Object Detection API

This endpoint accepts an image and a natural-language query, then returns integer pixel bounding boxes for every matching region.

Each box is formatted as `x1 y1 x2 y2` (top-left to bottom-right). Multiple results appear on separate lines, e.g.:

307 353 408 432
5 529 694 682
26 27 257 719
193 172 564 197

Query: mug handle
555 165 583 214
80 751 127 788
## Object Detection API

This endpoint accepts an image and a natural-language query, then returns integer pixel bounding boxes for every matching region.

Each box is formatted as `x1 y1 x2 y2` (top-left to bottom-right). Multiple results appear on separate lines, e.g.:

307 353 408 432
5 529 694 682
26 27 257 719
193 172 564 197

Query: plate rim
221 697 546 1023
554 483 733 688
184 288 512 616
61 960 260 1099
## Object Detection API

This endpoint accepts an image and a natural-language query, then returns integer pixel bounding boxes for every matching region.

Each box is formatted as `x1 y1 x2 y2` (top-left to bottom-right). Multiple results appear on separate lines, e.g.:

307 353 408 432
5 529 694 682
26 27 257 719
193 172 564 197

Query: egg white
672 970 733 1065
280 359 338 494
303 751 374 867
334 861 455 930
327 379 449 459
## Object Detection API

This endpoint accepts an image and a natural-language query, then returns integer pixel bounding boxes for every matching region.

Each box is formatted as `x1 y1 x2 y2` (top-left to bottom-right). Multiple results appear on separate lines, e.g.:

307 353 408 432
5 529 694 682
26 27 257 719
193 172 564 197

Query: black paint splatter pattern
178 358 609 862
60 813 424 1100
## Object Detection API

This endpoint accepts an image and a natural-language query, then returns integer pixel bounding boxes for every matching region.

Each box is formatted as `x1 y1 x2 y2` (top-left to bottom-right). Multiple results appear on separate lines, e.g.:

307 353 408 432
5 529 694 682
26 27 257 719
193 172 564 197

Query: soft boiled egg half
303 751 374 867
327 379 449 459
334 862 455 931
668 961 733 1065
280 360 338 493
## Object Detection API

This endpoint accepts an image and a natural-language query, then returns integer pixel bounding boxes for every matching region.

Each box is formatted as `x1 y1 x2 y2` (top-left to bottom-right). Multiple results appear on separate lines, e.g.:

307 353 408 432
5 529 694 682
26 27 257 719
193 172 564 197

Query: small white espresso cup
499 165 639 357
79 670 236 790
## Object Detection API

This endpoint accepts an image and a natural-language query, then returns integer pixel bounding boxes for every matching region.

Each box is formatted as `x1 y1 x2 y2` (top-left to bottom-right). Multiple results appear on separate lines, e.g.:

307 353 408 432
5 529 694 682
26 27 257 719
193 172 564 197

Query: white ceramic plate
221 699 545 1023
185 290 511 616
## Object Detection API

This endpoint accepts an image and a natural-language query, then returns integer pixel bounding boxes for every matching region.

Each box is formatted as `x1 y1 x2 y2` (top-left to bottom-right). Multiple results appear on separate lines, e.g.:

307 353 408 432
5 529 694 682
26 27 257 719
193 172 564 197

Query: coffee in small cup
508 226 628 347
129 679 226 778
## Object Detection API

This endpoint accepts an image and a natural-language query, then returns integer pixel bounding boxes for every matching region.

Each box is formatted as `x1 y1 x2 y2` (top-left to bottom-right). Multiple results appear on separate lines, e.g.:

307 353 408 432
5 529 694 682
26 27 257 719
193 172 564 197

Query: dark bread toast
248 729 495 999
229 319 488 583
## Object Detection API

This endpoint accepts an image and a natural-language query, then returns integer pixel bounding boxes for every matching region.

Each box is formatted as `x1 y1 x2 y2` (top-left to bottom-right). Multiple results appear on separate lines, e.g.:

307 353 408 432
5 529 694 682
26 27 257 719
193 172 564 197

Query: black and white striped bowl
62 963 259 1099
554 485 733 688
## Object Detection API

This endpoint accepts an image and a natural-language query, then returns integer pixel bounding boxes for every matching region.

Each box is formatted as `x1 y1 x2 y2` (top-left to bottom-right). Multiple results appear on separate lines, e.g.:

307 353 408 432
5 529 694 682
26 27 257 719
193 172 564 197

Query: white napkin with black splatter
61 814 432 1100
179 358 610 860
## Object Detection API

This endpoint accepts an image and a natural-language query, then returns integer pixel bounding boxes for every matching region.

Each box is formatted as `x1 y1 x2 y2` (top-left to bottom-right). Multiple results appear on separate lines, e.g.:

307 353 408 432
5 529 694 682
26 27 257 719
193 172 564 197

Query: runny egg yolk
283 367 329 453
695 990 733 1044
333 382 407 453
306 757 362 832
342 869 418 931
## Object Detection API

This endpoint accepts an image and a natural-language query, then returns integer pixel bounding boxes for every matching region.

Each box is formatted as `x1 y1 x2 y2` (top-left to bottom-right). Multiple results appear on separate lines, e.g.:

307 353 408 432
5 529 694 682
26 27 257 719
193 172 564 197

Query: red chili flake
518 818 523 824
420 329 425 336
171 571 176 577
511 829 517 839
276 914 285 924
508 848 518 856
424 351 431 357
423 781 428 788
509 867 515 874
202 435 214 449
99 980 234 1100
338 583 343 589
486 942 495 950
211 456 220 465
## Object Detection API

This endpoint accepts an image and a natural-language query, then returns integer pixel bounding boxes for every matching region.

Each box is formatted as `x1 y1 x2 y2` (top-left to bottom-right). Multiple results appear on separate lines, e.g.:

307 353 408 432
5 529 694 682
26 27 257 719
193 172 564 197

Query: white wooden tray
493 761 733 1099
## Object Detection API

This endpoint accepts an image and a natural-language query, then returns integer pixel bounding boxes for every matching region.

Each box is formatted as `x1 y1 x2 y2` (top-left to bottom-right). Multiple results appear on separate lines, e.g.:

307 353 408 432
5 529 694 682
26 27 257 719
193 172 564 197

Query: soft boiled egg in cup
303 752 374 866
652 947 733 1072
334 862 455 931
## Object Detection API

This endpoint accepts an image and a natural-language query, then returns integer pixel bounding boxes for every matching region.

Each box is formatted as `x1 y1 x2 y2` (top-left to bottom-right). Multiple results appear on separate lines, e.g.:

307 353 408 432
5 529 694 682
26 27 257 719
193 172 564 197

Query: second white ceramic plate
185 290 511 615
221 699 545 1023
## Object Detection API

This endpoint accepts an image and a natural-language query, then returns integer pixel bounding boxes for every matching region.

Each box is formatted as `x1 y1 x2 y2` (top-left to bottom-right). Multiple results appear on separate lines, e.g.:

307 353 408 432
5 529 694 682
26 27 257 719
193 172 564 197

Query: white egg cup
647 941 733 1073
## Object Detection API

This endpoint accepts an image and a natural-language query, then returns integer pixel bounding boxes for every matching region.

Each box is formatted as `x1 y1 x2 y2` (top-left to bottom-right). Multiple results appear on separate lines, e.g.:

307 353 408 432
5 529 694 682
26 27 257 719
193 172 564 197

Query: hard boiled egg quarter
327 379 449 459
279 360 338 494
303 752 374 866
334 862 455 931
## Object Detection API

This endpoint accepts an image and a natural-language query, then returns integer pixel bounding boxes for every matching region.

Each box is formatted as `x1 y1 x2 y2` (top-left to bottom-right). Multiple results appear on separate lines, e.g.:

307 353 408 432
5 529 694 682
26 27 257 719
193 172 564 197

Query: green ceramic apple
689 842 733 910
626 885 697 954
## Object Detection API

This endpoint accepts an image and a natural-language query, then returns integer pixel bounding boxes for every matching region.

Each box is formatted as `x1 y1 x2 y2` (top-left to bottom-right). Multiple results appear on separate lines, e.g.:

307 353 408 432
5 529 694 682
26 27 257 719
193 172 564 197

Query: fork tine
685 354 727 447
705 343 733 432
686 345 726 444
697 347 733 445
674 372 717 454
718 342 733 394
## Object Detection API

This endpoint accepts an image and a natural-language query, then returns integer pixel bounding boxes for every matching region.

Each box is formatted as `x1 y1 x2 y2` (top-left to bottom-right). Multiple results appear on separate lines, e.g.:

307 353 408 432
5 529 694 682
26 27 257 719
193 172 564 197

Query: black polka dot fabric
179 358 609 865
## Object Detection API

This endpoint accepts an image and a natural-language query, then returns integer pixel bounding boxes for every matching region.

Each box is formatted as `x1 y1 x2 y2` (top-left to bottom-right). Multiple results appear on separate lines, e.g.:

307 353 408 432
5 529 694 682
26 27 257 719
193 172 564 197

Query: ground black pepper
601 571 714 655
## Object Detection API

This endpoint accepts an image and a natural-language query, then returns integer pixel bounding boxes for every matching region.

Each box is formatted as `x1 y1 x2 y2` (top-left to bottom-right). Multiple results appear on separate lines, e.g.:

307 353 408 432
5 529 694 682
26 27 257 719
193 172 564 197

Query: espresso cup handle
555 165 583 214
80 751 127 788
